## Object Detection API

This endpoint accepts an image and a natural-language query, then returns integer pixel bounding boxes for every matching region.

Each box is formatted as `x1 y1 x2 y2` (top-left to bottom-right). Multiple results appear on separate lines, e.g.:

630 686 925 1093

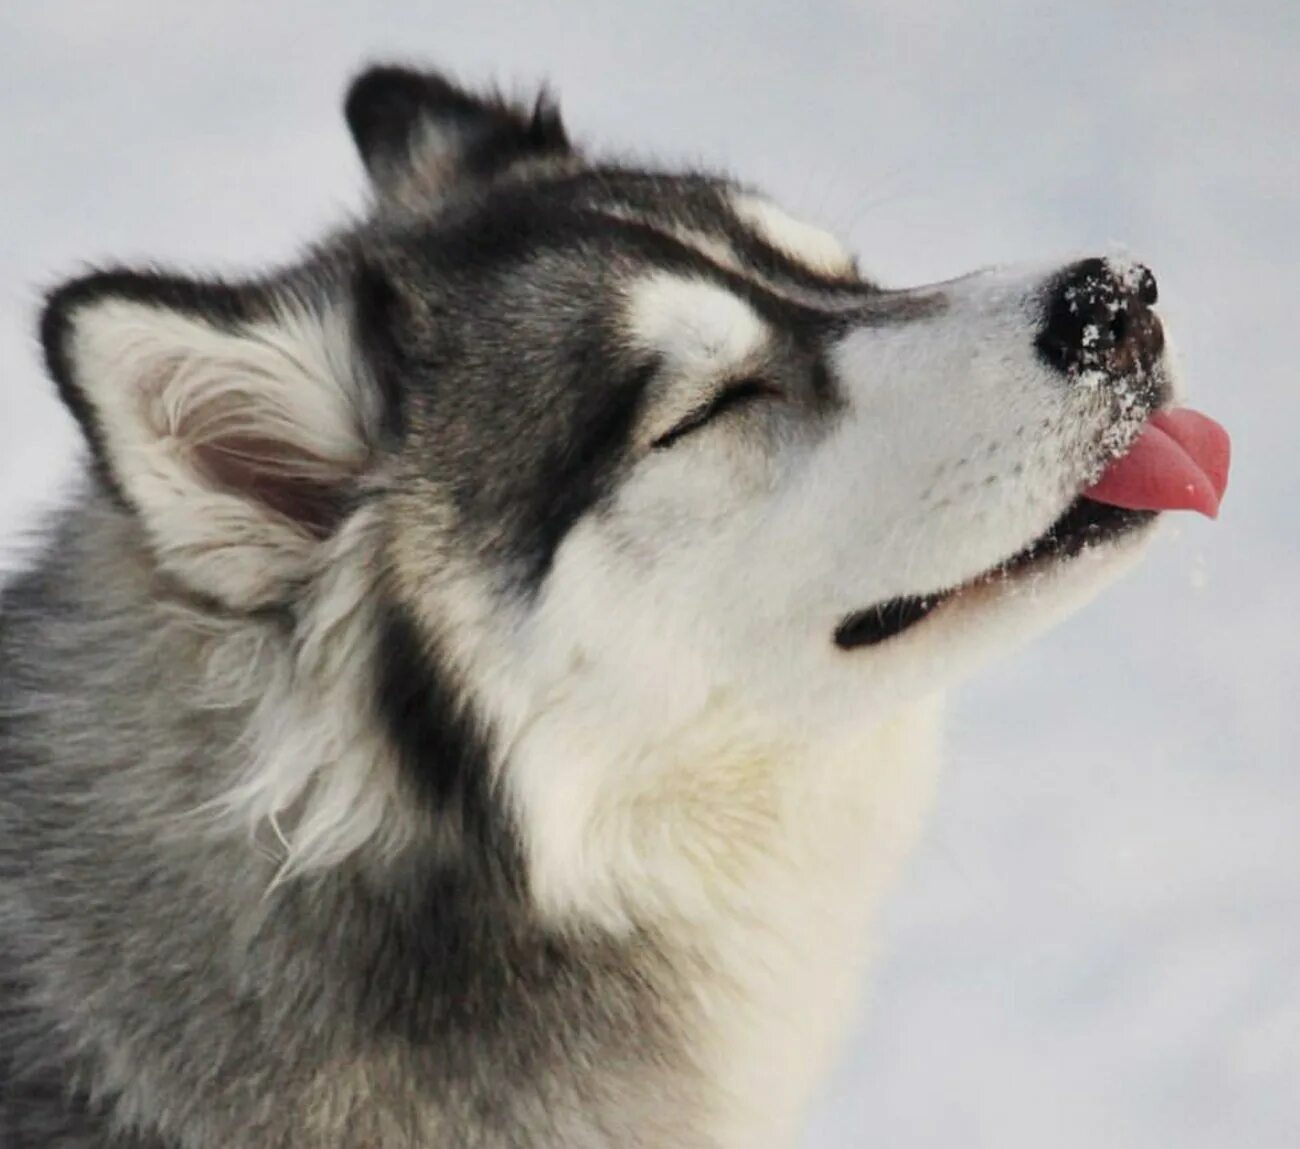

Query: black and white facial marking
38 65 1173 905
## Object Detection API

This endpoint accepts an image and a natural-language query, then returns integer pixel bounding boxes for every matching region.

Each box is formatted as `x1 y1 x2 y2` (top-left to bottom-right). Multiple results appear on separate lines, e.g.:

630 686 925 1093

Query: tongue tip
1175 471 1223 520
1081 407 1230 519
1151 407 1232 504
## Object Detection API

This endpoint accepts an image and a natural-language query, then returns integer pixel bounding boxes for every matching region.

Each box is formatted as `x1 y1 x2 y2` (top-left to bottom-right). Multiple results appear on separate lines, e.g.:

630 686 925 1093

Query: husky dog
0 65 1229 1148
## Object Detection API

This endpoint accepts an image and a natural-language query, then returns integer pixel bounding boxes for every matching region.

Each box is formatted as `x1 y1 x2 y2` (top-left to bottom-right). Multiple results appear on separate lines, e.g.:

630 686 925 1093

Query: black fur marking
345 64 570 188
372 597 524 891
527 90 568 152
351 260 408 440
515 356 656 587
810 355 835 403
345 66 462 172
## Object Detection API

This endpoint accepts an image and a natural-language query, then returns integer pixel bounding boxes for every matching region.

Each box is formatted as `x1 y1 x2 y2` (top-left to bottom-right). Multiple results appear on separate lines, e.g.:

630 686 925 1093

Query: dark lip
833 498 1155 651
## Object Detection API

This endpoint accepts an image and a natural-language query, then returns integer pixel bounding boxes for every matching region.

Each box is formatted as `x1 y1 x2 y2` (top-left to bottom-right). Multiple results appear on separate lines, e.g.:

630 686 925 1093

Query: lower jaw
833 500 1155 651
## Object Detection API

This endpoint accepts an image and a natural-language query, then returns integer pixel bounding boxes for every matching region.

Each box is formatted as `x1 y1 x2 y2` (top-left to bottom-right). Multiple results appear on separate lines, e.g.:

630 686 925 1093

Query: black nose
1036 258 1164 377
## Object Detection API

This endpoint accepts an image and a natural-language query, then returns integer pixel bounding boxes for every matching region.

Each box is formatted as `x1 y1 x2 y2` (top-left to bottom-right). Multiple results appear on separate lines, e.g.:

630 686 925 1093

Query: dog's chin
833 499 1157 651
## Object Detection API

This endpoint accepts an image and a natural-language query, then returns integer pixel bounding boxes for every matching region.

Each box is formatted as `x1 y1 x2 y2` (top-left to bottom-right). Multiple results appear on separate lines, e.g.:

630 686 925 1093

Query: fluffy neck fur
0 493 941 1148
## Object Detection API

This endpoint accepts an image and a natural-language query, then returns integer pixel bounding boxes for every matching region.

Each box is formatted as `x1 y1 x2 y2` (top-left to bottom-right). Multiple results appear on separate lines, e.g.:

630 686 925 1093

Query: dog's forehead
366 164 877 407
387 165 860 302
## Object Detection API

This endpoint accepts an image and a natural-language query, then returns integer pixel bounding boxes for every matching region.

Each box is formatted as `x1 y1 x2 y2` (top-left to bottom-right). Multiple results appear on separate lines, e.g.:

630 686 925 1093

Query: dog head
39 66 1223 920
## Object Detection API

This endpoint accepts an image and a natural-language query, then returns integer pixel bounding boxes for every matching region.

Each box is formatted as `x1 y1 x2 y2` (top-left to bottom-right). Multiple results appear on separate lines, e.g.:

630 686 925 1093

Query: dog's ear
41 269 397 610
344 64 571 208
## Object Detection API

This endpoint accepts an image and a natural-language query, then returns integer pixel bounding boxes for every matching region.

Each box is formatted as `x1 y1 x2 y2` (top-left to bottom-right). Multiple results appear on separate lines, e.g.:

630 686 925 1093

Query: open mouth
833 405 1231 652
833 499 1151 650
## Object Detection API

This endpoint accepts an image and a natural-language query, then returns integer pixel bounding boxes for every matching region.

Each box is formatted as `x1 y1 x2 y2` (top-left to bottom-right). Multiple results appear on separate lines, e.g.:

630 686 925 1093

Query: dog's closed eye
649 378 782 450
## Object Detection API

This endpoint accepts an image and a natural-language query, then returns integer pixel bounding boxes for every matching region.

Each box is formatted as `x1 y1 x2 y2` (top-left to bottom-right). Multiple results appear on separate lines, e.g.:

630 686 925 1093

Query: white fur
624 273 770 374
65 295 374 608
731 193 856 277
213 508 426 876
622 273 775 449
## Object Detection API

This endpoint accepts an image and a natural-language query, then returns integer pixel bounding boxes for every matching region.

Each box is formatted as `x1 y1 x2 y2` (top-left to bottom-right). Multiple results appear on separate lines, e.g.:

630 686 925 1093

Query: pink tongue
1082 408 1231 518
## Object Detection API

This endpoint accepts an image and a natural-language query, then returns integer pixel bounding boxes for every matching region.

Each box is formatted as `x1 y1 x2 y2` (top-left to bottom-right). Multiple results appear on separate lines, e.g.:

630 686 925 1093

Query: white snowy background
2 3 1297 1146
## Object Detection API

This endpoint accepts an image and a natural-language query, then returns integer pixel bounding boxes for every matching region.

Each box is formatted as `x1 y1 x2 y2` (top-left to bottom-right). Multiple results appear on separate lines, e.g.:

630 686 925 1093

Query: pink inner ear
193 435 350 539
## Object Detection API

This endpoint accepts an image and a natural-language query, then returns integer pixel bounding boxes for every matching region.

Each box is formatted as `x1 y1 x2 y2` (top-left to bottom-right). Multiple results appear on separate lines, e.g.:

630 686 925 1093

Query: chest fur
663 698 945 1146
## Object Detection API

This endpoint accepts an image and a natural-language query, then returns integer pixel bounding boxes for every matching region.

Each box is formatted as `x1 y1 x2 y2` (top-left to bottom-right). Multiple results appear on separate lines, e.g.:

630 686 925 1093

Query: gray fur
0 495 705 1147
1 62 1159 1148
2 65 849 1148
